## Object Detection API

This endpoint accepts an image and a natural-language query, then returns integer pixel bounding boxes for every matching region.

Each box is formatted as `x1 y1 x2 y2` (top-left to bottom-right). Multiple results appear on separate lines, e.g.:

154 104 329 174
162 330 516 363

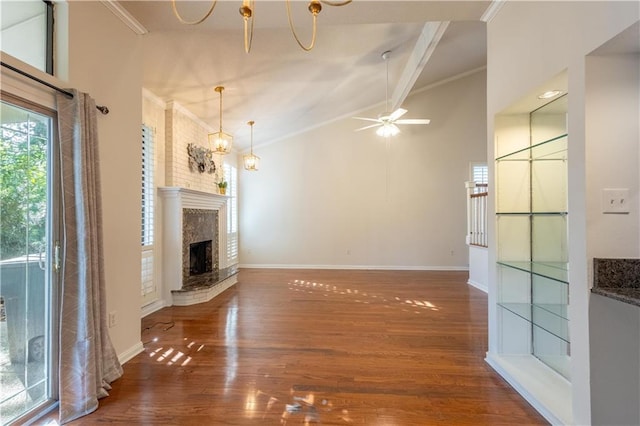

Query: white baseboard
467 279 488 293
118 341 144 365
239 264 469 271
141 298 168 318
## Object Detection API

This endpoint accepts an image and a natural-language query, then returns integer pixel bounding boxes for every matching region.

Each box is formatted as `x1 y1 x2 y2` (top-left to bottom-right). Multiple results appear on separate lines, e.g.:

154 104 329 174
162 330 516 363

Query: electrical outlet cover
602 188 630 214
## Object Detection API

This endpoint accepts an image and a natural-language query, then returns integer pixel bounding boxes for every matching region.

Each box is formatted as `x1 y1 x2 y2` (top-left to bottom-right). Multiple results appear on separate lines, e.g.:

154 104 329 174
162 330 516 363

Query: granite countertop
592 258 640 307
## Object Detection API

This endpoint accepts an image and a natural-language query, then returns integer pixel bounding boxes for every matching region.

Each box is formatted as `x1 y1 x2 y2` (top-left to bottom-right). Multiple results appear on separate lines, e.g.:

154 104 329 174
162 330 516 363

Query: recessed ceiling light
538 90 563 99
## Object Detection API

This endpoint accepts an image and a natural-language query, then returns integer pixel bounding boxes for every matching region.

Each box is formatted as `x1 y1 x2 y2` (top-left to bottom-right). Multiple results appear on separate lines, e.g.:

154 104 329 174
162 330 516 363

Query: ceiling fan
354 50 431 137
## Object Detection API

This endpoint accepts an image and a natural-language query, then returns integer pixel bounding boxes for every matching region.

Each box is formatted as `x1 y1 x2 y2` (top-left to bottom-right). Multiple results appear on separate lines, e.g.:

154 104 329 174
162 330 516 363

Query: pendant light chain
219 87 223 132
250 121 254 154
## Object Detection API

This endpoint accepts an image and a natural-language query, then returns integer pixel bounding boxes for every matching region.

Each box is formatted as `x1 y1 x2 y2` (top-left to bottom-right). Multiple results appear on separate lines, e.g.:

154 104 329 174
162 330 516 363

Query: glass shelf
498 302 570 343
496 212 568 216
495 133 568 162
497 261 569 284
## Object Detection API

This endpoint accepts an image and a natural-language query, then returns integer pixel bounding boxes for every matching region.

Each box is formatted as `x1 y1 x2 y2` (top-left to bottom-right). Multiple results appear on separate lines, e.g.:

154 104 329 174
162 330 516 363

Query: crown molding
166 100 215 133
142 88 166 109
100 1 148 35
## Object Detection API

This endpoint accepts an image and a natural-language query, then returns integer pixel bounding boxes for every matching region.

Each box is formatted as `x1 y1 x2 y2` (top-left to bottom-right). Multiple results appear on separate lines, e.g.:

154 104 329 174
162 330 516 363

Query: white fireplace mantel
158 187 229 300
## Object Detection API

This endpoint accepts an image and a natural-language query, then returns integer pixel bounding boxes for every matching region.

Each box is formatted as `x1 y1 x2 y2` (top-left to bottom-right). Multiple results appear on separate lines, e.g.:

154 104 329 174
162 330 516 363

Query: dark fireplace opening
189 240 213 276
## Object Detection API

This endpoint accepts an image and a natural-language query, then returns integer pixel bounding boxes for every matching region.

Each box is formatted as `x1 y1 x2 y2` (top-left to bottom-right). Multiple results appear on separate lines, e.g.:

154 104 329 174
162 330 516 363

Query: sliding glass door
0 95 59 424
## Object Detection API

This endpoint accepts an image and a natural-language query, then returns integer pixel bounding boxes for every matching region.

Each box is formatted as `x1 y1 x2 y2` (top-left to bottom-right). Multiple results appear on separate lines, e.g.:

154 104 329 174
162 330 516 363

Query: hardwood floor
54 269 547 425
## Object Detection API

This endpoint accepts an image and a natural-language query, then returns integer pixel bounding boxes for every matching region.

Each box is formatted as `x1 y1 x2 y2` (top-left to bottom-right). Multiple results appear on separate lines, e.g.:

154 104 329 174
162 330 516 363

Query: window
224 164 238 264
471 163 488 194
1 94 60 424
141 125 156 302
0 1 54 74
471 163 488 185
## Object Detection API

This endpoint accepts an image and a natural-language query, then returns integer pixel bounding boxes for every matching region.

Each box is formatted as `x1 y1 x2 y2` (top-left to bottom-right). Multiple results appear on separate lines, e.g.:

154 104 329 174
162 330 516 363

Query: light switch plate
602 188 630 214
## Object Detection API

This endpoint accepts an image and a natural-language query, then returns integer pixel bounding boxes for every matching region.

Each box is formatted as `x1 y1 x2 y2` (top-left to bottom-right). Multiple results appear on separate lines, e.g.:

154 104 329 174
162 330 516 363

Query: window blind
224 164 239 263
141 125 154 247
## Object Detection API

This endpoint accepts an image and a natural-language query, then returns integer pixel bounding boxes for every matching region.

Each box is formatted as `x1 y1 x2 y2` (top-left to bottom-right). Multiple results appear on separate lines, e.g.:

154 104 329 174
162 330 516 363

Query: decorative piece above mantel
187 143 216 174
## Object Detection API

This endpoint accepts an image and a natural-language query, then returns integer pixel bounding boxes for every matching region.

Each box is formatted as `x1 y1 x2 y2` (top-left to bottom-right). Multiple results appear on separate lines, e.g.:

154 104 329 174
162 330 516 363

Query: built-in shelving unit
487 91 572 424
495 116 570 379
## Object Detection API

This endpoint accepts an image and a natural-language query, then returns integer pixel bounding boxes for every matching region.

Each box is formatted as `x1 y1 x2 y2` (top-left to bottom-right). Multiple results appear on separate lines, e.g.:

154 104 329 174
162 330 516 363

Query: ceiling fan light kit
170 0 352 53
353 50 431 137
376 122 400 138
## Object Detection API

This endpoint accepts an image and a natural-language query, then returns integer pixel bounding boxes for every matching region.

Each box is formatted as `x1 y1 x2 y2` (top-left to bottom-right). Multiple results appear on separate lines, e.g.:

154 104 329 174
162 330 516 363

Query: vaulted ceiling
112 1 492 150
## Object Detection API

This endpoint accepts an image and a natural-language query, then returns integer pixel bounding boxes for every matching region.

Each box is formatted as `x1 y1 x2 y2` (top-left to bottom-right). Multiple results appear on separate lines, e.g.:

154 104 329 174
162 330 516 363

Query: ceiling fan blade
395 119 431 125
354 123 382 132
388 108 407 121
352 116 381 123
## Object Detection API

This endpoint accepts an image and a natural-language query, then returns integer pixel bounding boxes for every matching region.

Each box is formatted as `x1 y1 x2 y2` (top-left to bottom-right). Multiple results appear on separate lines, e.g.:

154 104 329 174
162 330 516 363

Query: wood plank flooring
53 269 548 425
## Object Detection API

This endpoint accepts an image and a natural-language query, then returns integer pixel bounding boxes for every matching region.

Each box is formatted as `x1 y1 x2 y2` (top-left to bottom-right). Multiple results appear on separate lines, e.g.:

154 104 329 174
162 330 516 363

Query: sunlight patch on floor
288 279 439 313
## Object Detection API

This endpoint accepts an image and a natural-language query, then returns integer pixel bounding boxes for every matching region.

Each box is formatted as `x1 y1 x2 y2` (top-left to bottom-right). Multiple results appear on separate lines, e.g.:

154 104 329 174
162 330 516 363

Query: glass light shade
376 122 400 137
209 131 233 154
243 153 260 171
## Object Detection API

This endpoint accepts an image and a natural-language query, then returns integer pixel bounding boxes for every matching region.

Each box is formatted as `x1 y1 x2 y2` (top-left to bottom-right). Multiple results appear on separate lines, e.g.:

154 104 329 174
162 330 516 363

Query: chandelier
243 121 260 171
171 0 352 53
208 86 233 154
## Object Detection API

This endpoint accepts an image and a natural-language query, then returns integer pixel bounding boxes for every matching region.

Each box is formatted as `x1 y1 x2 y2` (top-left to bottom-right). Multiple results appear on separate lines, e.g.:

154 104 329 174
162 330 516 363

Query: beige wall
586 53 640 259
239 69 486 269
65 2 144 360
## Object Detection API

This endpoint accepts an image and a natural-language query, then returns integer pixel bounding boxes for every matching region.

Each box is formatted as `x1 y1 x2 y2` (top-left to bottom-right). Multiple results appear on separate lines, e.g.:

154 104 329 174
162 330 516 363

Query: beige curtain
56 90 123 424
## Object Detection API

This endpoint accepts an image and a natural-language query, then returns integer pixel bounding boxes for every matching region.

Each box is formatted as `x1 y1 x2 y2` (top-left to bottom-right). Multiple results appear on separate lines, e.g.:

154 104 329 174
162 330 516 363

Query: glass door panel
0 98 57 425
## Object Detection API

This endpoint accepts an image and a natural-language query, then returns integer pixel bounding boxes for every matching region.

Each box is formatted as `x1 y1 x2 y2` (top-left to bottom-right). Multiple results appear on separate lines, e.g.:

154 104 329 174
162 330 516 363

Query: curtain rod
1 61 109 115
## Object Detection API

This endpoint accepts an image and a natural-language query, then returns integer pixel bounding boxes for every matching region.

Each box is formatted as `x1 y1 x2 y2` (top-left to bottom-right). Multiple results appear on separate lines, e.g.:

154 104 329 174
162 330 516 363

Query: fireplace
158 187 238 306
189 240 212 276
182 208 218 287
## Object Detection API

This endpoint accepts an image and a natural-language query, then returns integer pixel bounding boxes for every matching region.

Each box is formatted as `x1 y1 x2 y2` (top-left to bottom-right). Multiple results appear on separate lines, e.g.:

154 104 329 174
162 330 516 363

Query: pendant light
208 86 233 154
243 120 260 171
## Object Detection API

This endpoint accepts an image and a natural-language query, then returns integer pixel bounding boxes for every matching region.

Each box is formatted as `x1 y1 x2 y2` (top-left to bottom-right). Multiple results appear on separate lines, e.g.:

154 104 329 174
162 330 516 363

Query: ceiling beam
481 0 506 22
391 21 450 111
